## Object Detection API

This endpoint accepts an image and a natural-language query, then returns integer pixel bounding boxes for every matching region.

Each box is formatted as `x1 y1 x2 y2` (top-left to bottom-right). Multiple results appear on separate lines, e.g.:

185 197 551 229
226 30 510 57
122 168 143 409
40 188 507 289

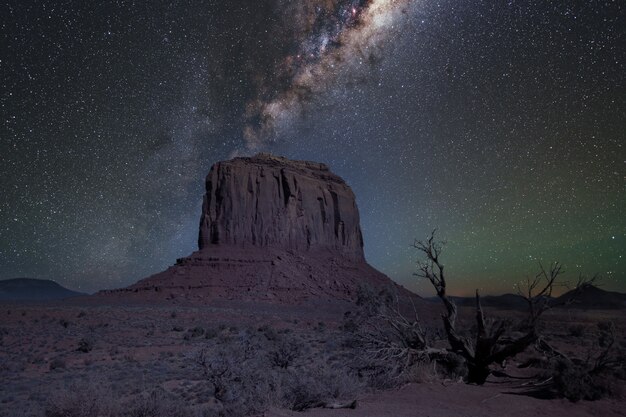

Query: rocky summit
103 154 408 303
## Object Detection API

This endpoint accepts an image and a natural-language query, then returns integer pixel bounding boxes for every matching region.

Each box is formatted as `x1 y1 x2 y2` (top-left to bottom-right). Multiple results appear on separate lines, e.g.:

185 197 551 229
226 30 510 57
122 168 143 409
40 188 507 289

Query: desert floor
0 298 624 416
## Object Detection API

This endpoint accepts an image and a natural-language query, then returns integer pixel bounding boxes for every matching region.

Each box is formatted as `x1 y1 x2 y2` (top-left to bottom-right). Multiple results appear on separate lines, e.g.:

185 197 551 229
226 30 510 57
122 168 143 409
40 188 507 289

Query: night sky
2 0 624 296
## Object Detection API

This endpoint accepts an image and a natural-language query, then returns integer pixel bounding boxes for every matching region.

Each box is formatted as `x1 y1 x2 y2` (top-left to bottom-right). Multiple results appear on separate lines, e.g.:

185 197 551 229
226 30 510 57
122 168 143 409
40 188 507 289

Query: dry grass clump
194 326 360 416
541 321 625 401
45 381 206 417
44 381 119 417
48 358 66 371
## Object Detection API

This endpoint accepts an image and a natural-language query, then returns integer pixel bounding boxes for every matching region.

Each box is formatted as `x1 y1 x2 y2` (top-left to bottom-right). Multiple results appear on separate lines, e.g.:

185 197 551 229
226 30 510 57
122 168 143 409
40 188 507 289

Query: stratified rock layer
102 154 414 304
115 246 398 303
198 153 364 261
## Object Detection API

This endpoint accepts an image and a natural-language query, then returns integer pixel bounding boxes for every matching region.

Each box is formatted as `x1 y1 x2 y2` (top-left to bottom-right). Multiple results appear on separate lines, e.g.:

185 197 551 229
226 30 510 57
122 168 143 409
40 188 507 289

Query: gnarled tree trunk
413 230 593 385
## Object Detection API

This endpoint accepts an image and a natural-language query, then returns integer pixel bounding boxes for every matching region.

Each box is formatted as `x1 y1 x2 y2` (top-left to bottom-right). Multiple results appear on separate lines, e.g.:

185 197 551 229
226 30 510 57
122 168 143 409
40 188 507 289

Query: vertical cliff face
198 153 364 261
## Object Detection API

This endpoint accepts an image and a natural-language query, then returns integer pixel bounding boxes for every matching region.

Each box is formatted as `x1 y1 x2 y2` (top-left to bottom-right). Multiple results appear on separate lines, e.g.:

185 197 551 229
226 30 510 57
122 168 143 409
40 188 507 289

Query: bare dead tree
350 286 449 381
517 261 563 324
516 264 599 325
413 230 596 384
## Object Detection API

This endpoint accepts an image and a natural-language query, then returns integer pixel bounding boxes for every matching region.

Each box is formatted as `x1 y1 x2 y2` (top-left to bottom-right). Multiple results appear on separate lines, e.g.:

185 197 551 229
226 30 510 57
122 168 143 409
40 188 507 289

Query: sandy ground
0 299 624 416
269 382 626 417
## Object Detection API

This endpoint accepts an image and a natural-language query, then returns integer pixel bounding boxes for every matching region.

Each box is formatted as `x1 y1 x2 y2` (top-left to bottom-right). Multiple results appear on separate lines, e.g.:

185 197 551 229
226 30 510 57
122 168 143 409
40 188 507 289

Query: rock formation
103 154 411 304
198 153 363 260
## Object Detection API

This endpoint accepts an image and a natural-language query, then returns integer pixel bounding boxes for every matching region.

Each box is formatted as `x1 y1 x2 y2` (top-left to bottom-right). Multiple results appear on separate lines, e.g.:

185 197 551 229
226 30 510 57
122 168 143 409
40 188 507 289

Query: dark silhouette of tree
413 229 597 384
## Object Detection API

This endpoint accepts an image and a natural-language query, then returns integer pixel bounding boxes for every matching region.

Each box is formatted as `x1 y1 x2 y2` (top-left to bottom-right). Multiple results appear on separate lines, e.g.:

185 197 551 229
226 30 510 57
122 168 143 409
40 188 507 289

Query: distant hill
555 284 626 310
427 294 529 310
426 285 626 310
0 278 86 301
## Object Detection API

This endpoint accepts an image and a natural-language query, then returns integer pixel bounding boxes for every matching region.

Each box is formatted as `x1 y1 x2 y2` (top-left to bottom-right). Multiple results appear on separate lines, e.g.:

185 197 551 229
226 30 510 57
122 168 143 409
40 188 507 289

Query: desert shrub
340 334 361 350
345 333 460 389
184 327 205 340
196 331 276 416
341 318 359 333
45 382 203 417
568 324 585 337
195 327 359 416
407 360 441 383
204 328 218 339
597 321 616 347
122 389 197 417
280 371 325 411
172 326 184 332
258 324 278 341
437 352 467 379
351 352 405 389
191 326 205 337
77 311 87 318
49 358 66 370
77 338 94 353
549 360 585 401
344 286 445 388
269 339 300 369
30 354 45 365
59 319 70 328
278 365 360 411
549 358 608 401
45 381 119 417
546 320 624 403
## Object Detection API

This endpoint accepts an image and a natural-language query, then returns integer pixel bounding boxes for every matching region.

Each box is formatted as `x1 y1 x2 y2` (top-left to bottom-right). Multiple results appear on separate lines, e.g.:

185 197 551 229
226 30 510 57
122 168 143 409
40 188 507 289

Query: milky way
244 0 414 148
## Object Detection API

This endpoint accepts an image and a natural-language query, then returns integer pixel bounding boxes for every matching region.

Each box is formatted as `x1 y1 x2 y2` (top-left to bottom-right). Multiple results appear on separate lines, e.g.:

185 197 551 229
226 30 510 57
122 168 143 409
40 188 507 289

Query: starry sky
2 0 624 296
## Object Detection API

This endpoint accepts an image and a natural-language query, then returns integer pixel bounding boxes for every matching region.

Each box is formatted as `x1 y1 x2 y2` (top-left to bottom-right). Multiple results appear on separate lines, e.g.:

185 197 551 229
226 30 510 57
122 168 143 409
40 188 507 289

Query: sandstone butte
102 153 413 304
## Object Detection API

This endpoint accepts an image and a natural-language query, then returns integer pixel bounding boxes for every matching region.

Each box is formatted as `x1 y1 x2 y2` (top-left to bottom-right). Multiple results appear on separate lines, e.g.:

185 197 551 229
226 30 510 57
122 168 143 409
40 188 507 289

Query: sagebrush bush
184 327 205 340
193 326 362 416
121 389 198 417
437 353 467 379
568 324 585 337
278 365 360 411
77 337 94 353
204 327 218 339
548 358 622 401
49 358 66 371
269 339 300 368
45 381 118 417
196 330 278 416
258 324 278 341
45 381 206 417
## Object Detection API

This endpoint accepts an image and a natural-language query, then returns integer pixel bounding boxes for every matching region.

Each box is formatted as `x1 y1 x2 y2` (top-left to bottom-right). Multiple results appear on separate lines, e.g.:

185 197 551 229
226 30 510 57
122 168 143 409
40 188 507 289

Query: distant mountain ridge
427 293 529 310
427 285 626 310
556 284 626 310
0 278 85 301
